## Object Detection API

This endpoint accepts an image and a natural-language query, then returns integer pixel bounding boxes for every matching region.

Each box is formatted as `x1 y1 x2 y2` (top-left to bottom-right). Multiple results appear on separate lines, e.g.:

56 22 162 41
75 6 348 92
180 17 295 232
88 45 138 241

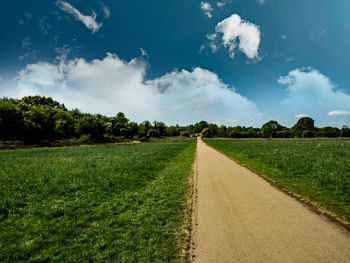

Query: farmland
204 138 350 223
0 137 196 262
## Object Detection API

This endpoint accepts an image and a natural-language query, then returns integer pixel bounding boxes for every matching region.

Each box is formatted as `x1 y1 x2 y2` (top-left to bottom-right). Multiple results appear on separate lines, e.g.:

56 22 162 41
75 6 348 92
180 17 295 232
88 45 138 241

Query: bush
78 134 91 143
340 128 350 137
230 131 242 138
180 130 190 137
147 129 160 137
302 130 315 138
138 136 149 142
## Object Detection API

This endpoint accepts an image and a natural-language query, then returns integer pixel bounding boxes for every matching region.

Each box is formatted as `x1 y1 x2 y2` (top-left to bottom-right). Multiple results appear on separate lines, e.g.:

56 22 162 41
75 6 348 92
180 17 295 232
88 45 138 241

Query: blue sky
1 0 350 127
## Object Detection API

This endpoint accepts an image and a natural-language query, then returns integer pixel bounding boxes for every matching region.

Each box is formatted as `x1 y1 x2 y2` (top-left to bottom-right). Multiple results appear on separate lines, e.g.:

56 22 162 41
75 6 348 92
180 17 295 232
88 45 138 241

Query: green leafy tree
291 117 315 137
147 129 160 137
261 120 284 137
201 127 212 138
321 126 340 137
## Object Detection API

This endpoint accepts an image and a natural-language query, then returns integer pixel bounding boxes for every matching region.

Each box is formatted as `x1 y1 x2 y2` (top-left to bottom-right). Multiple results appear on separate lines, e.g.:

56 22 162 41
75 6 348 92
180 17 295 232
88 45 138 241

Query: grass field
204 138 350 222
0 137 196 262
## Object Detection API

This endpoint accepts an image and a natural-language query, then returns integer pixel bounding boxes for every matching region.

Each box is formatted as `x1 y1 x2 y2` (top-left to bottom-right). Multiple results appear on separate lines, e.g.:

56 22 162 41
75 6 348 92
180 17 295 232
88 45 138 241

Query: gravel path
191 137 350 262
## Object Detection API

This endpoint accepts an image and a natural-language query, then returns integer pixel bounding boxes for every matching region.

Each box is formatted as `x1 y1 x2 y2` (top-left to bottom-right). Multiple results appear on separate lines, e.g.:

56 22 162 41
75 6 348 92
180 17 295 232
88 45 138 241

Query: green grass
0 137 196 262
204 138 350 222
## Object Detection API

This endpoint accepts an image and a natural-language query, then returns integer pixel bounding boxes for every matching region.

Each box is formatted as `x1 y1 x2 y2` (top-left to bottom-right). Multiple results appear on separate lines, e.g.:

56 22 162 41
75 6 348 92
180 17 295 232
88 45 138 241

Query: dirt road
191 137 350 262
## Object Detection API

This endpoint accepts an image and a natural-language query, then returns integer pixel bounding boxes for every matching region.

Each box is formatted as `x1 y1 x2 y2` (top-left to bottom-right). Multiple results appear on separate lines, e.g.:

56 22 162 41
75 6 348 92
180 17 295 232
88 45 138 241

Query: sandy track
191 137 350 263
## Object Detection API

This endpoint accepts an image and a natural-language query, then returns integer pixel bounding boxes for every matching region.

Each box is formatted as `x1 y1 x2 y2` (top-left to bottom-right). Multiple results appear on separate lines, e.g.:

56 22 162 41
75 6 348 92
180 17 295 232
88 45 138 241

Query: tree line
0 96 349 144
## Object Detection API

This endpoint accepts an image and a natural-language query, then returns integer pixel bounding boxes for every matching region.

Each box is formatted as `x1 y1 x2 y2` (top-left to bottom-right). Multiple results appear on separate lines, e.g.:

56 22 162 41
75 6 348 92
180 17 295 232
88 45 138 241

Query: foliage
201 127 212 138
302 130 315 138
180 130 190 137
205 138 350 222
0 138 196 262
147 129 160 137
340 127 350 137
320 126 340 137
261 120 284 137
291 117 315 137
1 96 349 144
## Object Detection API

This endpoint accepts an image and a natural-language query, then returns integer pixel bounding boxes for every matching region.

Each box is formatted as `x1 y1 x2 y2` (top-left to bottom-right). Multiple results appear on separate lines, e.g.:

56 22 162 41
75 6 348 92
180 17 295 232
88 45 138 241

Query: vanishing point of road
191 137 350 262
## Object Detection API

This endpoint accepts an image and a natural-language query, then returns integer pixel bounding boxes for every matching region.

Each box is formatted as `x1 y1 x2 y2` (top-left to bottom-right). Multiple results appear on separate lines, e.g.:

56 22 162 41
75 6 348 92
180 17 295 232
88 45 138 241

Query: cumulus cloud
328 111 350 116
207 14 261 59
56 0 102 33
256 0 265 4
279 68 350 126
200 2 213 18
14 53 263 126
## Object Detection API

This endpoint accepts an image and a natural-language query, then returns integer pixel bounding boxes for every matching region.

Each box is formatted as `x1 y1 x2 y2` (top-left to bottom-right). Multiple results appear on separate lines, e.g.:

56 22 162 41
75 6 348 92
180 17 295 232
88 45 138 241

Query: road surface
191 137 350 262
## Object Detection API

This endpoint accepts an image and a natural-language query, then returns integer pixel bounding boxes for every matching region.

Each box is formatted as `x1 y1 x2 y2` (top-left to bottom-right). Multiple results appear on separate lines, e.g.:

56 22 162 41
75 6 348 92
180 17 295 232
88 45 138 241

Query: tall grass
205 138 350 222
0 138 196 262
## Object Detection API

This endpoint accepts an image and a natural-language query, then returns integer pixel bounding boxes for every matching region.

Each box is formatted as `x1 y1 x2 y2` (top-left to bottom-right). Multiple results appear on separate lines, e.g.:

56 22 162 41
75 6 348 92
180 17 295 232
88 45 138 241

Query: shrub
147 129 160 137
78 134 91 143
180 130 190 137
302 130 315 138
340 128 350 137
138 136 149 142
230 131 242 138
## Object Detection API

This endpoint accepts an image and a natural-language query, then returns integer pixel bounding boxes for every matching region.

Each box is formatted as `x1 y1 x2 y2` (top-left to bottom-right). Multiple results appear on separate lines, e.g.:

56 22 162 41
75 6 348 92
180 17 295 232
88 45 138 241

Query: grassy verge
0 137 196 262
204 138 350 223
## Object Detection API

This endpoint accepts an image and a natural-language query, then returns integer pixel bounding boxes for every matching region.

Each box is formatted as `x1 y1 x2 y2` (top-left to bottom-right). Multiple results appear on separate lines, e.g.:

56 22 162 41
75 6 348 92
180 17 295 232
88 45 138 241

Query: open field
0 137 196 262
204 138 350 223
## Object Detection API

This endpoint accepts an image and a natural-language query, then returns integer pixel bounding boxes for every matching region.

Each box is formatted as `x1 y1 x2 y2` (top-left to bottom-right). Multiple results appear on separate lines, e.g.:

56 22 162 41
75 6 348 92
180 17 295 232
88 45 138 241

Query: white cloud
281 34 287 40
14 53 264 126
216 0 232 8
256 0 265 4
328 111 350 116
210 14 261 59
56 0 102 33
100 2 110 18
279 68 350 126
217 2 225 8
286 57 294 63
200 2 213 18
294 113 309 119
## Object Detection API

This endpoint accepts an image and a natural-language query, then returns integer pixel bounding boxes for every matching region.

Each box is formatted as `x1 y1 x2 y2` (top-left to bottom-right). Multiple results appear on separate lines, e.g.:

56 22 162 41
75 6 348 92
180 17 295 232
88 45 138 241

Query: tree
147 129 160 137
153 121 166 136
261 120 284 138
291 117 315 137
0 98 23 140
166 126 179 136
321 126 340 137
340 127 350 137
193 121 208 133
22 96 67 110
201 128 212 138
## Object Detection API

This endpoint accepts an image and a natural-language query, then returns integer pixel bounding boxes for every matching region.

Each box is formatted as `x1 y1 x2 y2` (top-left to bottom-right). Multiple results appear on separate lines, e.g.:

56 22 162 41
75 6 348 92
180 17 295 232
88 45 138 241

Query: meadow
204 138 350 223
0 137 196 262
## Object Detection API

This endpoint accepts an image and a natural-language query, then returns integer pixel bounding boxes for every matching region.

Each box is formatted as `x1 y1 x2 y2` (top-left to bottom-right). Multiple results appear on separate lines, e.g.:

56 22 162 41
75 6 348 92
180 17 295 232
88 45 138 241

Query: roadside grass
0 137 196 262
204 138 350 223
